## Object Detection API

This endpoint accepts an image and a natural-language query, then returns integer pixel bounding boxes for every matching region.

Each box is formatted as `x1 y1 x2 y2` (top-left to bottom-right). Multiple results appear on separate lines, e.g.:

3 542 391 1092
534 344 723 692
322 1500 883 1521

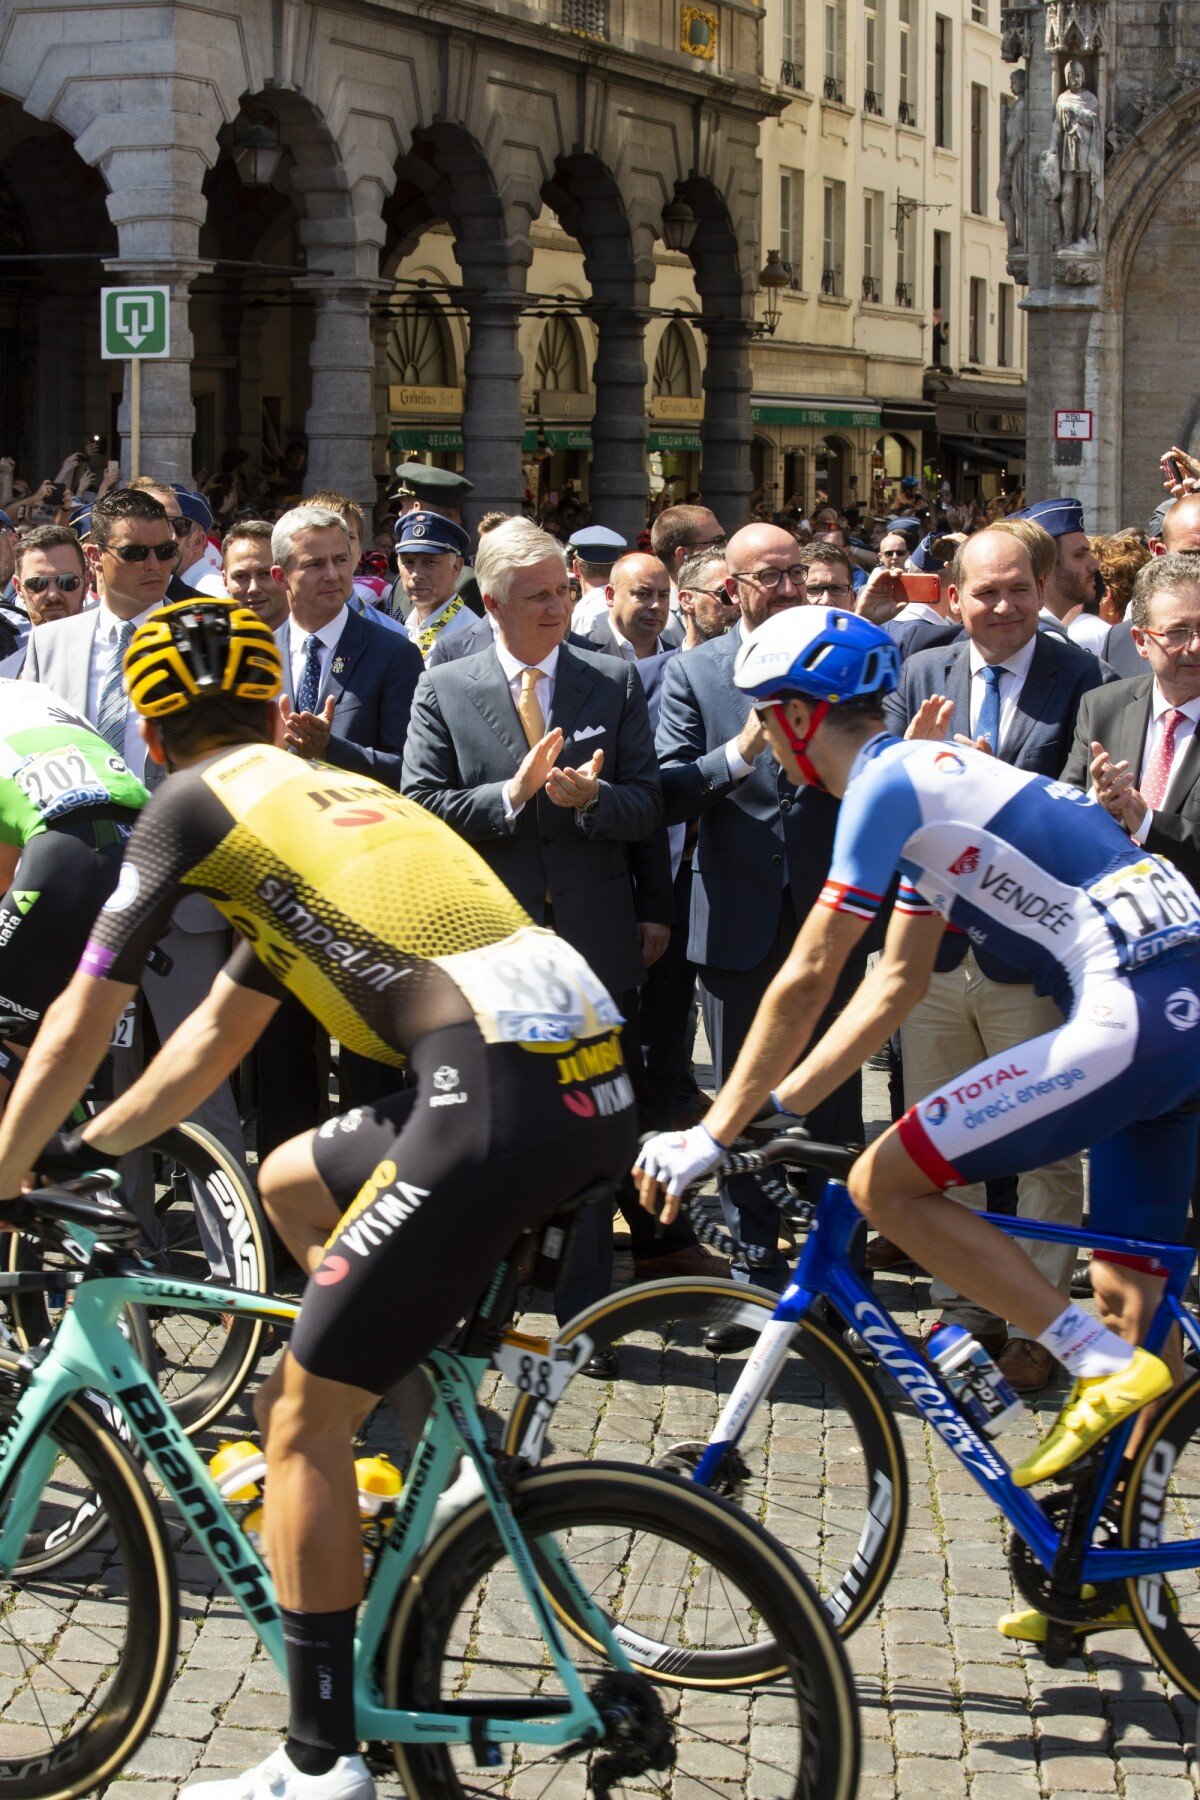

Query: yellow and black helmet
124 599 283 718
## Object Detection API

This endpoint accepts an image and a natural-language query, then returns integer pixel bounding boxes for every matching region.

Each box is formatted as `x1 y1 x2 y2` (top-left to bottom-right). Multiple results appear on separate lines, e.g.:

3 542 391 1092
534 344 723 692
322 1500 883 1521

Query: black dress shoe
703 1322 760 1356
581 1346 619 1379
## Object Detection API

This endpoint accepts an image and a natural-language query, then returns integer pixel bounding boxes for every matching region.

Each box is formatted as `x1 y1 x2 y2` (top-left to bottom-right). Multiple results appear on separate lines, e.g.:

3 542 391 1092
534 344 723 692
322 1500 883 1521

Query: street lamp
232 106 283 188
660 195 698 254
757 249 788 336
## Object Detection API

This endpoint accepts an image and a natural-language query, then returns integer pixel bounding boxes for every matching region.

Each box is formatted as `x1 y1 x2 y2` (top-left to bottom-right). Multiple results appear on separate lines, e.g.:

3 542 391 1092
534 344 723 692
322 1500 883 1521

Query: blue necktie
297 634 322 716
96 621 135 753
977 663 1006 753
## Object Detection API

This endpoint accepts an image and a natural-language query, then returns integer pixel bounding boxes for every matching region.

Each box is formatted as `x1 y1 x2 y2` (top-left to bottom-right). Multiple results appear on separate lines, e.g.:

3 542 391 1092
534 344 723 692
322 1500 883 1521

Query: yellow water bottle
355 1453 403 1574
209 1440 263 1502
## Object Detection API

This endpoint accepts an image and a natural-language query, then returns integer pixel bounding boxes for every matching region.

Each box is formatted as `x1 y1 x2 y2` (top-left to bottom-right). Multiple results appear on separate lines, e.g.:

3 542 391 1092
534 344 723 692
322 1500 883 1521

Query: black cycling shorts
0 824 128 1042
292 1018 638 1393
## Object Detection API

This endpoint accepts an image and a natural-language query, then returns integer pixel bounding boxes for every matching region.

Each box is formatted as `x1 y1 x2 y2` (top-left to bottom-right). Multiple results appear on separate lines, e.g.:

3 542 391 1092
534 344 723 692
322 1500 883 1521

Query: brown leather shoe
633 1244 731 1281
920 1319 1008 1362
864 1234 915 1272
998 1338 1056 1395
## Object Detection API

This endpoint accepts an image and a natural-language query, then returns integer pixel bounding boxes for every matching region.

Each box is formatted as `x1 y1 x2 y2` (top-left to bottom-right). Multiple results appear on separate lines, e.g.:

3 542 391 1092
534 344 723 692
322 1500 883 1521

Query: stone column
107 267 201 483
587 305 650 544
298 281 377 506
461 292 526 525
699 318 755 532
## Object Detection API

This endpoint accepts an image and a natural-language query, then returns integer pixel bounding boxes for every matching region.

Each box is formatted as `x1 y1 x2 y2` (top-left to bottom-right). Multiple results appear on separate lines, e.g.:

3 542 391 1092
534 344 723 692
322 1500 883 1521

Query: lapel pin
332 657 347 676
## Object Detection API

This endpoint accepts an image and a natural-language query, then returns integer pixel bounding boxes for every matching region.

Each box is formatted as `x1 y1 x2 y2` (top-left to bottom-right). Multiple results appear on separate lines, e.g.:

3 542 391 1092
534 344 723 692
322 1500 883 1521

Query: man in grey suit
1105 495 1200 679
880 525 1106 1391
22 487 247 1268
403 518 715 1340
656 522 867 1320
1064 552 1200 889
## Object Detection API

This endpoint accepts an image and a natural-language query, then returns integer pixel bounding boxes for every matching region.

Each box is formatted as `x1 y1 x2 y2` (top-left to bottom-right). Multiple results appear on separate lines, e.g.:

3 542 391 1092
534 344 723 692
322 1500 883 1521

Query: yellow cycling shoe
997 1597 1132 1643
1010 1348 1172 1489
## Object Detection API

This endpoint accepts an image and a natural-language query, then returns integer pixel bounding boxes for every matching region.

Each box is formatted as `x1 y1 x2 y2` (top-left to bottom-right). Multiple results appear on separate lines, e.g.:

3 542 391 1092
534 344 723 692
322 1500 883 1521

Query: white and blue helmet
734 607 900 707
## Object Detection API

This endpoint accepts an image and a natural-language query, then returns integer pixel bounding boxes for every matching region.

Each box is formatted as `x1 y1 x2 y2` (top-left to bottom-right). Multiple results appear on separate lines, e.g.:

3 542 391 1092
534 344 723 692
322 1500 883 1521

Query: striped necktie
96 621 135 753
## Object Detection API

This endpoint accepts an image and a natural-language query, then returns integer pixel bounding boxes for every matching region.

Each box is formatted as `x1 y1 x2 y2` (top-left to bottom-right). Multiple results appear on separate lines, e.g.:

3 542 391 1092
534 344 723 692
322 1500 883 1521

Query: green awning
522 426 594 451
751 403 881 429
648 429 702 452
389 427 463 452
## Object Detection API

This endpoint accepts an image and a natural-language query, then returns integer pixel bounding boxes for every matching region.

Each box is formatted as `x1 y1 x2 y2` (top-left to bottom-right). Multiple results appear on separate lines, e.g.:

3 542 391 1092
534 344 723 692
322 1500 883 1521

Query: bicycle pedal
1041 1617 1081 1668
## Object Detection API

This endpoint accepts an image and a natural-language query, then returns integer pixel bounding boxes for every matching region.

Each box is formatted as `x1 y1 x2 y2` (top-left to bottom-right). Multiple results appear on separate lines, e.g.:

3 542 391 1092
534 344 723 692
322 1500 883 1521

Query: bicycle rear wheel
8 1121 273 1434
1120 1371 1200 1699
382 1460 860 1800
0 1394 178 1799
502 1277 907 1635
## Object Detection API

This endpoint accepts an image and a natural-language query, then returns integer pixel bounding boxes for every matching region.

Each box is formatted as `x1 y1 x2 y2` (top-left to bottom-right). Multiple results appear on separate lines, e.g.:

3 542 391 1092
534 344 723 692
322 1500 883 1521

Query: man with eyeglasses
656 523 868 1325
650 504 727 636
677 547 738 648
1066 553 1200 892
22 486 250 1272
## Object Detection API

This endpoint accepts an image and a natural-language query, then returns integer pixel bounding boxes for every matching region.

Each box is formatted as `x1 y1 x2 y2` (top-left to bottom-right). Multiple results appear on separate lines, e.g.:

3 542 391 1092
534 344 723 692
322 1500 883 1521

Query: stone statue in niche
1050 57 1103 249
998 67 1028 248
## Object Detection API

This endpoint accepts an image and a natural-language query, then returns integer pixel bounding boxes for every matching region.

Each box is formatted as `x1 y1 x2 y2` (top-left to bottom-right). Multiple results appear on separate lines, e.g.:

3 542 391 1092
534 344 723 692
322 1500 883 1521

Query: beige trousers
899 952 1083 1341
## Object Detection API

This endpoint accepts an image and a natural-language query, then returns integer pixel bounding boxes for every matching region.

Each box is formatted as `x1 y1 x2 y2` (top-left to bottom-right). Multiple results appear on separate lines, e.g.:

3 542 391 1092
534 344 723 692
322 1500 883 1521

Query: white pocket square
572 724 604 742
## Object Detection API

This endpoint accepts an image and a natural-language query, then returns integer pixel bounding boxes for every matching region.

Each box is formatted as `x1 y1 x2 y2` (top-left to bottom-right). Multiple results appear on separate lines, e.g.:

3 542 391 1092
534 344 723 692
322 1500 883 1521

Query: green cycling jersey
0 678 148 848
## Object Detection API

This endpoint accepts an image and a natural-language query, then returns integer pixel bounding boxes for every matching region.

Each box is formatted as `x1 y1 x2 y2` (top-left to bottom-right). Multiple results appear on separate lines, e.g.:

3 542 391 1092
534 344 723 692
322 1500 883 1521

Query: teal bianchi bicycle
0 1167 860 1800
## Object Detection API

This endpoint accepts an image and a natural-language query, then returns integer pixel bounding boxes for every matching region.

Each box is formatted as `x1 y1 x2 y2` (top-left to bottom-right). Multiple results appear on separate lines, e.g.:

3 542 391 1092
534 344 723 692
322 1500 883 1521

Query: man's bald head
725 523 807 629
1161 494 1200 556
606 552 671 654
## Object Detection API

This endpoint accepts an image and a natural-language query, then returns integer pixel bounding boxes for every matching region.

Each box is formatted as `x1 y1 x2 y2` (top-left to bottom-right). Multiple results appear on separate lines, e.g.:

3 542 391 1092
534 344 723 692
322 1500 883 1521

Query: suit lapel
467 650 530 766
547 644 599 748
1120 676 1154 774
999 635 1056 764
945 647 972 739
274 623 296 706
321 609 365 708
71 612 101 714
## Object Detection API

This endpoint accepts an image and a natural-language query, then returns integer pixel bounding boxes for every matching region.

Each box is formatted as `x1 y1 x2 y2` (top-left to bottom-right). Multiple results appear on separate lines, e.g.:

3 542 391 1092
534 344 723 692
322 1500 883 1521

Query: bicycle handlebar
665 1129 861 1262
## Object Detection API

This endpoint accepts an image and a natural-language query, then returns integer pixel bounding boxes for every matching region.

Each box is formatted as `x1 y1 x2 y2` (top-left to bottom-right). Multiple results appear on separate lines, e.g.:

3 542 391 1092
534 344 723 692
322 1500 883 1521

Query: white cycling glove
635 1124 726 1197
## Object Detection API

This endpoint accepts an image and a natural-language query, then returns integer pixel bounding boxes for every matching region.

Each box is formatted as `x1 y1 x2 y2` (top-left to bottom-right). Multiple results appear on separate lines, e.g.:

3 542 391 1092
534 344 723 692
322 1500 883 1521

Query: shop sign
389 427 464 452
652 396 705 422
648 430 703 452
1054 410 1092 442
522 426 594 451
751 402 882 428
389 386 463 416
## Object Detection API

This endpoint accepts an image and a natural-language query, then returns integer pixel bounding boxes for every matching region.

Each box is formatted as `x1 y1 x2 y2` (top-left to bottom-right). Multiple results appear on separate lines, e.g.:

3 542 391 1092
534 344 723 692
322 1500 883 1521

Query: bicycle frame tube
0 1263 616 1749
695 1178 1200 1583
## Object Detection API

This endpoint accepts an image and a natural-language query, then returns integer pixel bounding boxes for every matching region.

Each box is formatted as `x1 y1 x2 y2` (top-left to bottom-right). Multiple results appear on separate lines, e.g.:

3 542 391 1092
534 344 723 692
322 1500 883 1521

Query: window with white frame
997 282 1014 367
822 179 846 294
862 191 883 301
779 169 805 286
823 0 844 97
898 0 916 121
969 276 987 364
895 198 916 305
780 0 803 84
863 0 881 111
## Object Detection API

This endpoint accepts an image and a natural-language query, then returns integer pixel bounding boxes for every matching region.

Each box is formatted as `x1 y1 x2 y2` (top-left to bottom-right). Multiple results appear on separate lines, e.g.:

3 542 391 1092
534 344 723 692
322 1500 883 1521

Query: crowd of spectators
2 438 1197 1385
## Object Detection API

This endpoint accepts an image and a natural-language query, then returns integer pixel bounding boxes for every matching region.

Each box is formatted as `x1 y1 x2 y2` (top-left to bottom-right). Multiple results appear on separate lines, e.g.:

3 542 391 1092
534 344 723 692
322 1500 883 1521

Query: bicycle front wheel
0 1395 178 1799
382 1460 860 1800
1120 1371 1200 1699
502 1276 907 1635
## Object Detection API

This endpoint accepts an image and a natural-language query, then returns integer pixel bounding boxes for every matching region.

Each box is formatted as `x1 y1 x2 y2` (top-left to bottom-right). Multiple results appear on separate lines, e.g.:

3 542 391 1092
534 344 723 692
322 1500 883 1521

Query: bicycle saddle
5 1178 146 1251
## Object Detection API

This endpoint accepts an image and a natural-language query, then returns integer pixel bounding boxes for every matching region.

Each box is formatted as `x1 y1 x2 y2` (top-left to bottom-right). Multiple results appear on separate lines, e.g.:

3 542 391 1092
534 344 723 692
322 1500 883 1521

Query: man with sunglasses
655 523 867 1319
14 525 89 628
21 486 250 1271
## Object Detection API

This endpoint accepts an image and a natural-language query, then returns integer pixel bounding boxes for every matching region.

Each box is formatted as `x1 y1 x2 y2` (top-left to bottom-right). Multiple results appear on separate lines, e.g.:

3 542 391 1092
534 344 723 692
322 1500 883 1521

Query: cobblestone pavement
6 1065 1200 1799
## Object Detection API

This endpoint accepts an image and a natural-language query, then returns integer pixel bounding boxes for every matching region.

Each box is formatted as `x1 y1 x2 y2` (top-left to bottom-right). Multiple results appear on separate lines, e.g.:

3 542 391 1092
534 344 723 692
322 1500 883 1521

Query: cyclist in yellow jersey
0 600 636 1800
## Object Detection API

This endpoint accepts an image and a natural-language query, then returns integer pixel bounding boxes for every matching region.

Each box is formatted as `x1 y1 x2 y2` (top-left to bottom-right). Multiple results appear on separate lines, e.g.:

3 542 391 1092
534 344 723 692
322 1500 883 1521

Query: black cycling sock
281 1604 358 1774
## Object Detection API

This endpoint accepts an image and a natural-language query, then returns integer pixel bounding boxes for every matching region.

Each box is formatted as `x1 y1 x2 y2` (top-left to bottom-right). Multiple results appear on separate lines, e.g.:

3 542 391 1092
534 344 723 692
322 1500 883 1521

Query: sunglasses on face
21 573 83 594
169 518 192 537
104 541 178 564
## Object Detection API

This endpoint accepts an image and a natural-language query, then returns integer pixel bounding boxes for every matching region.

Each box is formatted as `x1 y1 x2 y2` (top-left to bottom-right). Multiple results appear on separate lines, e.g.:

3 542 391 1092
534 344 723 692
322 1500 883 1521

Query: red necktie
1142 708 1186 810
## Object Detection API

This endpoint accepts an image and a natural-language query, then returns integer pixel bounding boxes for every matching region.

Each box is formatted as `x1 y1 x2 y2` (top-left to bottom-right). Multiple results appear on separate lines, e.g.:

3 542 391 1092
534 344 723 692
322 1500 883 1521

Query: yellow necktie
517 666 545 747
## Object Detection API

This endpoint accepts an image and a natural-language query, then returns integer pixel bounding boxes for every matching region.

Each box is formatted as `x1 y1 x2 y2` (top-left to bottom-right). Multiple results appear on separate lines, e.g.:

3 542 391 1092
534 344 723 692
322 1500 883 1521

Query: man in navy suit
880 525 1105 1391
656 522 867 1314
271 504 422 791
269 504 423 1119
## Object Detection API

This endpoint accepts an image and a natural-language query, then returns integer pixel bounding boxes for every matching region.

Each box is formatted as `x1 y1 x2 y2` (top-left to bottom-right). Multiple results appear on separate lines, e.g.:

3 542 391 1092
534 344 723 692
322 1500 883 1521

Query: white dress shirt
494 640 560 822
1067 611 1110 655
966 633 1038 745
725 619 760 780
894 601 945 626
1131 685 1200 843
571 587 611 633
287 607 348 706
87 600 162 775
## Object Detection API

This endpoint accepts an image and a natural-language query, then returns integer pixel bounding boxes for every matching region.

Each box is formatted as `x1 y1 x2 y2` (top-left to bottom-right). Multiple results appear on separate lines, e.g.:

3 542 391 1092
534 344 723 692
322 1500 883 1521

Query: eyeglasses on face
731 565 807 591
1141 624 1200 651
21 573 83 594
103 541 178 564
805 581 853 599
169 518 192 537
879 547 907 561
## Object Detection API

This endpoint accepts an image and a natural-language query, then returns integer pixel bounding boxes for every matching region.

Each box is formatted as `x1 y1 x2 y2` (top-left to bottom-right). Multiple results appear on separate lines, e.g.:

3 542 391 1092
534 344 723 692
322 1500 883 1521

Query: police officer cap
171 487 214 533
395 509 472 559
68 505 92 540
884 515 923 550
910 531 955 573
391 462 474 507
1012 496 1086 539
568 525 627 558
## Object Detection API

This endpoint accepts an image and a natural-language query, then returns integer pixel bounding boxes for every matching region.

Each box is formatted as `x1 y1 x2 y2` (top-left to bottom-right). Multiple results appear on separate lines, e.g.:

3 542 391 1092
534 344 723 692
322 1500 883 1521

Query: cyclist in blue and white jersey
635 601 1200 1490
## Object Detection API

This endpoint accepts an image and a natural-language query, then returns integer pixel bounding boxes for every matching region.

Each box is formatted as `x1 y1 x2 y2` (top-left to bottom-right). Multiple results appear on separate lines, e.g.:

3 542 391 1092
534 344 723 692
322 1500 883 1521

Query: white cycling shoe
179 1746 374 1800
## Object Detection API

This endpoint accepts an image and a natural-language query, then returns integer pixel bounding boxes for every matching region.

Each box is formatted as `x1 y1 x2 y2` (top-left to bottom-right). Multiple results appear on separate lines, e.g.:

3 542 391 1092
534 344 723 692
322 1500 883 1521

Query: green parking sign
100 286 170 359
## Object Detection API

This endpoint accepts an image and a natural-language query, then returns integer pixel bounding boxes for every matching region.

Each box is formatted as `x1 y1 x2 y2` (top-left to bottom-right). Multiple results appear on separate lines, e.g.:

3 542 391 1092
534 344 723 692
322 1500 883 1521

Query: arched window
652 321 698 397
534 315 584 392
387 302 454 387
